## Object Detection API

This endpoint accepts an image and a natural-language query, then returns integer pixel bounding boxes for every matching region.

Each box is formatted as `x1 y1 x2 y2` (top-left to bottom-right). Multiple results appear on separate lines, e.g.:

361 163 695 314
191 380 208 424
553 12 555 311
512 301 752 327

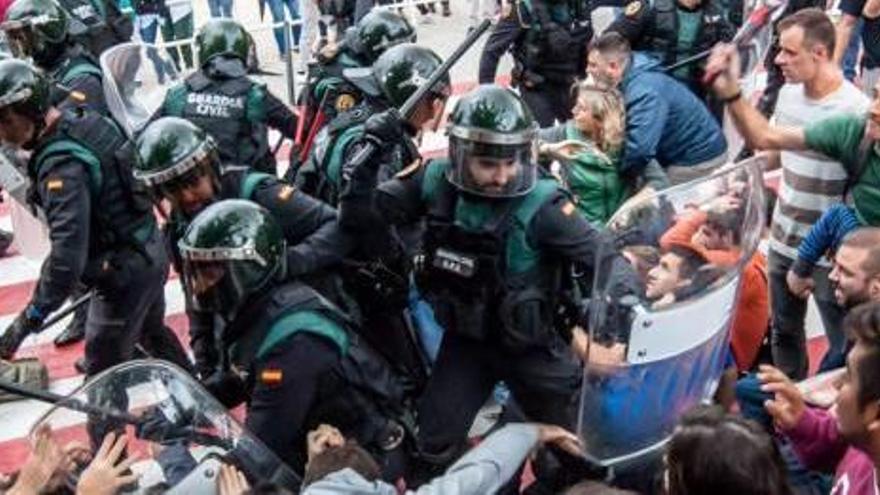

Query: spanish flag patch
260 368 283 386
561 201 576 216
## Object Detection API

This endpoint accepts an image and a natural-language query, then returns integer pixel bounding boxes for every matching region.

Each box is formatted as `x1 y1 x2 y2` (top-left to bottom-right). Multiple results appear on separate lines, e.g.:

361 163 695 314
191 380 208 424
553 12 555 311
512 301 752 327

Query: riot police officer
606 0 735 103
133 116 350 381
2 0 108 115
479 0 593 126
178 199 411 476
155 18 297 175
0 60 189 377
56 0 132 58
293 9 415 170
296 43 449 392
340 85 640 491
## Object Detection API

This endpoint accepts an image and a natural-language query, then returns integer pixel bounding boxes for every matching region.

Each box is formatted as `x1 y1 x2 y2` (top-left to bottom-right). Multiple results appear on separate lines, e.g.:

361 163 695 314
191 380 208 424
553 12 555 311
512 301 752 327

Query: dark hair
667 245 706 281
564 480 639 495
301 441 382 487
666 405 792 495
706 208 743 244
843 302 880 408
588 32 631 64
776 8 836 57
623 244 660 281
841 227 880 279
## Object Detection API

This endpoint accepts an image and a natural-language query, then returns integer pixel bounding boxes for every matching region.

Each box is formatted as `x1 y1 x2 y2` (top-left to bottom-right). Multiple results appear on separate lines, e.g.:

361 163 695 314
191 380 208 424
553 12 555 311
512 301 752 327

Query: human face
465 156 522 195
572 96 598 137
829 245 875 308
646 252 688 300
587 50 622 89
163 171 216 218
0 108 36 149
832 341 878 446
410 94 447 132
867 82 880 142
677 0 702 9
774 26 820 84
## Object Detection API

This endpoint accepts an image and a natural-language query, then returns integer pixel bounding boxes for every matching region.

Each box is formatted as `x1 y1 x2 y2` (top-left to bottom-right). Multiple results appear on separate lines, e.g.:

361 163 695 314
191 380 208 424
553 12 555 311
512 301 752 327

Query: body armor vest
58 0 133 57
641 0 727 66
30 110 154 257
415 159 563 350
164 73 273 173
513 0 590 85
225 281 410 453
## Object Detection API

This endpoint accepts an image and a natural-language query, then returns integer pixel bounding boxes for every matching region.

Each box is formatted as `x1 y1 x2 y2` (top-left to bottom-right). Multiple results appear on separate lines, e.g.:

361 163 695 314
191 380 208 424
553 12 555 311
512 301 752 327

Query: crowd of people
0 0 878 493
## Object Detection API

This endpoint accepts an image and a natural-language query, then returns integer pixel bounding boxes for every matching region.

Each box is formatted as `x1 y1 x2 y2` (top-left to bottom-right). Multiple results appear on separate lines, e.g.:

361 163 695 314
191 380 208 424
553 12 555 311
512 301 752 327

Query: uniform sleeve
605 0 651 41
251 180 351 276
621 86 669 176
530 191 641 296
262 90 298 139
478 15 523 84
803 114 865 173
60 74 109 116
30 161 92 316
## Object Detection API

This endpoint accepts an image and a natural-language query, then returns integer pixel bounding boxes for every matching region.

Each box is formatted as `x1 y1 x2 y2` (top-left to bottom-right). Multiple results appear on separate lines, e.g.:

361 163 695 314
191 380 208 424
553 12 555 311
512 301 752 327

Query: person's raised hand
786 270 815 300
75 432 139 495
535 424 584 458
9 424 64 495
759 364 807 430
704 43 742 99
217 463 250 495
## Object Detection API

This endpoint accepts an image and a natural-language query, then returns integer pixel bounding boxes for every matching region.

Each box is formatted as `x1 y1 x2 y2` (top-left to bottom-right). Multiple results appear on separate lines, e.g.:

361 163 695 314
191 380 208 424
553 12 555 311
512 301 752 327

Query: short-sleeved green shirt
804 114 880 225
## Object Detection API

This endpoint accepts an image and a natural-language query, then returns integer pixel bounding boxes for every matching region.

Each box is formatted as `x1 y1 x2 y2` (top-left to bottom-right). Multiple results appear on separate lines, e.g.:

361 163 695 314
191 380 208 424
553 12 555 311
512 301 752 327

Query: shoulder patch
625 1 643 17
46 178 64 192
277 184 296 202
395 159 423 179
335 93 357 112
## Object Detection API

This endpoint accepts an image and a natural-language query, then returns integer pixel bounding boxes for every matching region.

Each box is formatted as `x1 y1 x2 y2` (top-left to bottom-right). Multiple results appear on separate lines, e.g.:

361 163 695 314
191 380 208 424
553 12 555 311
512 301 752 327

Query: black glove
202 370 248 408
0 312 41 360
363 109 406 150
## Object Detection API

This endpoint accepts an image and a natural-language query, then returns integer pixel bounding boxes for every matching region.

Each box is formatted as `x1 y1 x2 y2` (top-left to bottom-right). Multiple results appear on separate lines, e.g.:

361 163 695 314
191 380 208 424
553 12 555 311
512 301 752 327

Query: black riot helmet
446 85 539 198
1 0 69 68
344 43 449 109
348 9 416 63
0 59 52 149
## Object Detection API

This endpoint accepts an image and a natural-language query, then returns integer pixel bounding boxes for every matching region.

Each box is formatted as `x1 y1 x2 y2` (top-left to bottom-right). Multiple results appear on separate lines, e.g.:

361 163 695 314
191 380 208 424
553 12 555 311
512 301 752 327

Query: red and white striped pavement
0 78 833 473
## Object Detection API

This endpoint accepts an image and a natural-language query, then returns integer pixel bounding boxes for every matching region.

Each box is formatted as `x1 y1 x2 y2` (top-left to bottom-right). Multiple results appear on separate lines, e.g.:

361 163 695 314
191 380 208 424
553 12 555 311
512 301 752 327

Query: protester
834 0 880 96
761 301 880 495
665 405 793 495
645 245 707 308
828 227 880 309
587 32 728 185
301 422 583 494
538 80 669 226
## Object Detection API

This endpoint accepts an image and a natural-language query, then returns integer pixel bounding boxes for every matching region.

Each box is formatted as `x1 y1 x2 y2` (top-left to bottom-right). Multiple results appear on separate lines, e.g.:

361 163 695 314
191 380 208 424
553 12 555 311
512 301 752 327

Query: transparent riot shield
100 42 179 138
578 157 765 467
0 145 49 259
30 359 301 493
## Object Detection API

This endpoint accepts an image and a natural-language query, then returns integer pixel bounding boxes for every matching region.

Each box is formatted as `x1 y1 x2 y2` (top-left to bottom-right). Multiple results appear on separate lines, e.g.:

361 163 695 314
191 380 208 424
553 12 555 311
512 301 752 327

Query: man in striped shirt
710 9 870 379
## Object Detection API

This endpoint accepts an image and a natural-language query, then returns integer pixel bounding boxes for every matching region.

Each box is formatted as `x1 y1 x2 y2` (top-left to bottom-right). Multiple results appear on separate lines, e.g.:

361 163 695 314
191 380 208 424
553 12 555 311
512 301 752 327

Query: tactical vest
562 122 628 226
163 73 273 174
30 110 154 256
513 0 586 85
297 106 371 206
49 54 104 110
643 0 727 66
414 159 563 350
225 281 410 452
58 0 133 58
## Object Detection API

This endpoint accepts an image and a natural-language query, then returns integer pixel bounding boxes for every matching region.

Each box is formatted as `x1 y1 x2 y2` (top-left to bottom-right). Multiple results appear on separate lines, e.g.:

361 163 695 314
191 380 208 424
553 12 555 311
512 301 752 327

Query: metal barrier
149 0 452 105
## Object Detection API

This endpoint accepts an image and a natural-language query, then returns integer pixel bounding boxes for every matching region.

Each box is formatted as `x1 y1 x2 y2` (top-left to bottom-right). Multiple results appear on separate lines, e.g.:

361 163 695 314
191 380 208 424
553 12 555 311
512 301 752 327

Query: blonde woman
538 81 669 226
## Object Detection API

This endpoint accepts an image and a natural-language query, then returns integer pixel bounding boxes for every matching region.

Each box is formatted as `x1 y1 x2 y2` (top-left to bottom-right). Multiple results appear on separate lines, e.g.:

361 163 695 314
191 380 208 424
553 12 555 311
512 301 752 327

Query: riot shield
100 42 179 138
30 359 301 493
578 157 765 467
0 146 49 259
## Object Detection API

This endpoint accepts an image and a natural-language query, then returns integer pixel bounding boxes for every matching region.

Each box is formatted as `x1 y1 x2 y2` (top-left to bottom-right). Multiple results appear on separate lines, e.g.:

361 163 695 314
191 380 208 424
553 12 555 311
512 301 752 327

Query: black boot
54 302 87 347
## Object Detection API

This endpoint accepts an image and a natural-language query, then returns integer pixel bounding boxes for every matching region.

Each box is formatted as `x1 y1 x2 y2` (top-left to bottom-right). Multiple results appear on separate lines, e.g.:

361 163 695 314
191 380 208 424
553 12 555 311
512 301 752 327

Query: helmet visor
446 137 537 198
1 22 37 59
182 260 231 314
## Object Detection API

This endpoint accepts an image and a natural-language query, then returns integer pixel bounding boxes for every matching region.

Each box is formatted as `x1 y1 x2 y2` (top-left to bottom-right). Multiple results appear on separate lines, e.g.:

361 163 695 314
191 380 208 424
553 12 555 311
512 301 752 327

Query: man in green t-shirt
705 43 880 226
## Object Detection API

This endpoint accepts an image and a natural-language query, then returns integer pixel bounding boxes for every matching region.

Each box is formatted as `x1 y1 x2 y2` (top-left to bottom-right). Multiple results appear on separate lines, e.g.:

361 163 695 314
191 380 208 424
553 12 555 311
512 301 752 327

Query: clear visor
151 155 215 205
1 22 36 59
182 260 234 314
446 137 537 198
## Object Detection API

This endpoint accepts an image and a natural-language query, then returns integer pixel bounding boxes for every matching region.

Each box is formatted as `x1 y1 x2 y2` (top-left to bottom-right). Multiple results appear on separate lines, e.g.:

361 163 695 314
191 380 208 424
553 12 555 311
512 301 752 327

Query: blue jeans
207 0 233 17
768 250 846 380
139 16 158 43
266 0 301 56
843 19 863 82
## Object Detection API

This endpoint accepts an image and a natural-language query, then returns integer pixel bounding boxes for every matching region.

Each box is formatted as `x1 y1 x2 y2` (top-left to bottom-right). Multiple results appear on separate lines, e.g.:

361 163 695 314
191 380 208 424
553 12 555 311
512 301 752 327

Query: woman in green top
538 80 669 226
